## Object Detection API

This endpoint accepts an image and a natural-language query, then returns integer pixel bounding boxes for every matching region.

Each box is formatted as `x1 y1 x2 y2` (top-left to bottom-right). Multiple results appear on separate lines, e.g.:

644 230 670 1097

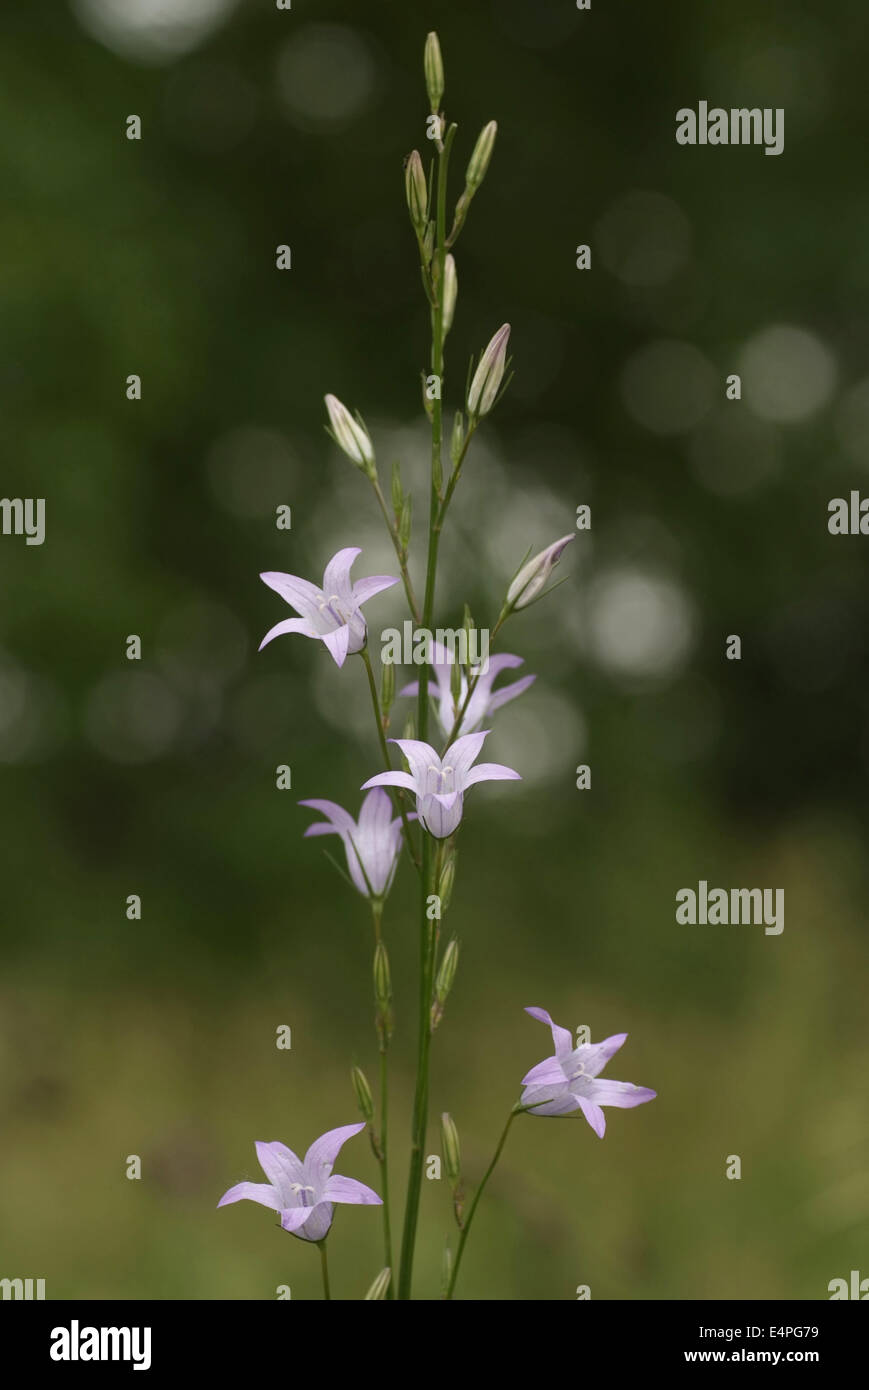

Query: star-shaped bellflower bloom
259 547 399 668
521 1007 656 1137
217 1122 381 1242
399 643 536 740
361 730 520 839
299 788 410 898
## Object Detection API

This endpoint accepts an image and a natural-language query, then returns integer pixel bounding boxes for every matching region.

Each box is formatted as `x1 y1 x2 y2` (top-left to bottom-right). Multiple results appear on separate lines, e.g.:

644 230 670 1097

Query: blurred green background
1 0 868 1300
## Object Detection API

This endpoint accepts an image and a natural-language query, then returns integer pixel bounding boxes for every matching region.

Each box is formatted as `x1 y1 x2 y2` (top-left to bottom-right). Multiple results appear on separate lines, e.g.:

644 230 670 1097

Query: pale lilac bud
443 254 457 335
405 149 428 233
506 534 575 611
440 1112 461 1187
324 394 375 471
466 120 497 192
467 323 510 417
424 32 444 113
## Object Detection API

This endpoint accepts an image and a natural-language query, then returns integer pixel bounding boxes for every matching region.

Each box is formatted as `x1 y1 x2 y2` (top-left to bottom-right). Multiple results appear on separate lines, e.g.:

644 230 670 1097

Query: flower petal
521 1084 580 1117
255 1141 305 1201
280 1205 317 1235
462 761 522 787
304 1122 366 1181
352 574 400 605
388 737 440 786
261 571 323 622
299 799 356 835
521 1056 565 1087
217 1181 281 1211
577 1032 629 1078
447 730 489 782
361 770 417 793
259 616 318 651
486 673 536 714
322 624 351 667
323 1175 383 1206
578 1096 607 1137
525 1006 574 1059
590 1080 657 1109
322 548 361 603
295 1202 334 1242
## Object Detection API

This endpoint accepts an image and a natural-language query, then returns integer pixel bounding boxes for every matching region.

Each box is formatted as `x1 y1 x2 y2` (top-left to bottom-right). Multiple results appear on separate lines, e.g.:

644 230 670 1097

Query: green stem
418 123 456 749
318 1240 331 1300
370 475 422 624
370 899 394 1297
445 1105 520 1299
360 647 420 872
397 832 436 1297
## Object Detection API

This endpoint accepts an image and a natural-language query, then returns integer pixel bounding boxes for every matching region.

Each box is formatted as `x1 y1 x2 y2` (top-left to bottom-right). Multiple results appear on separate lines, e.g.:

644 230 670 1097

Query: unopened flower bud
324 394 375 473
364 1267 392 1300
443 253 457 335
440 1112 462 1187
351 1065 375 1124
405 150 428 234
424 32 444 113
467 323 510 417
462 604 475 655
466 120 497 192
505 534 575 611
402 713 416 742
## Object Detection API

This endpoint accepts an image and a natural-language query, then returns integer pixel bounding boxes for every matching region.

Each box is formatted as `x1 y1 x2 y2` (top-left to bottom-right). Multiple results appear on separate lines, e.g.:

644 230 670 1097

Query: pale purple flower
218 1123 381 1242
400 642 535 739
361 730 520 839
259 547 398 668
521 1007 656 1137
299 788 409 897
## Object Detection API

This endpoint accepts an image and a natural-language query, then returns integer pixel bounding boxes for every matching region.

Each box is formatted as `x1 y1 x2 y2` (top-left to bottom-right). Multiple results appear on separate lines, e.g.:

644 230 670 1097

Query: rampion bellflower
362 730 520 838
521 1007 656 1136
300 787 409 898
400 643 535 740
259 547 398 668
218 1123 381 1242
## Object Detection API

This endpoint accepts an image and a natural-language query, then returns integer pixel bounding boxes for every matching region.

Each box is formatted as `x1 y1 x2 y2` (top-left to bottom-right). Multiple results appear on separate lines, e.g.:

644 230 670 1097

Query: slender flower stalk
444 1104 521 1299
318 1241 331 1300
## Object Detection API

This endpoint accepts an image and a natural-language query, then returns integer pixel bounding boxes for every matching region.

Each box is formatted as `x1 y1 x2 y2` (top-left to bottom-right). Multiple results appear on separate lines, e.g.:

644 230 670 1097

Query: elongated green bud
436 934 459 999
466 120 497 192
399 495 412 550
450 411 465 467
441 1112 462 1187
374 941 391 1010
364 1267 392 1300
351 1065 375 1124
505 534 575 611
391 459 403 515
443 253 457 335
402 712 416 742
424 32 444 113
450 653 462 707
467 323 510 418
380 659 395 717
405 150 428 234
462 604 475 659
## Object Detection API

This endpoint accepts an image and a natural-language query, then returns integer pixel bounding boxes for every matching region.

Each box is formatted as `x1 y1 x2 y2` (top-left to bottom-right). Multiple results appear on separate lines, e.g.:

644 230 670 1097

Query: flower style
400 643 535 740
259 547 399 668
521 1007 656 1136
218 1123 381 1242
299 788 409 898
361 730 520 839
